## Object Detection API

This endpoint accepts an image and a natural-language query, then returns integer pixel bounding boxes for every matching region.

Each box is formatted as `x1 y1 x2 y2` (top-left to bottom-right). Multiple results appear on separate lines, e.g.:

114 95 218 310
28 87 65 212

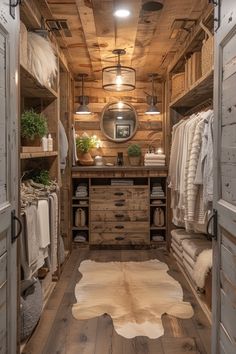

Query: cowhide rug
72 259 193 339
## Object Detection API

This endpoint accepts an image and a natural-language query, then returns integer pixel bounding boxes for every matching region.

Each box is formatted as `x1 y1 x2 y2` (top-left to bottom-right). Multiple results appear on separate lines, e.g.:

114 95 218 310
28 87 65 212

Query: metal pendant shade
76 74 91 115
145 74 160 115
102 49 136 92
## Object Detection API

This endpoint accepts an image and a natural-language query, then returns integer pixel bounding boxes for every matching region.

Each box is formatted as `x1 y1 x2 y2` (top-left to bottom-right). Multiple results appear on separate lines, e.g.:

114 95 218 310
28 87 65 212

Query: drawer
91 210 149 222
221 289 236 343
91 221 149 233
0 231 6 257
0 253 6 288
91 199 148 211
90 232 150 245
91 187 148 201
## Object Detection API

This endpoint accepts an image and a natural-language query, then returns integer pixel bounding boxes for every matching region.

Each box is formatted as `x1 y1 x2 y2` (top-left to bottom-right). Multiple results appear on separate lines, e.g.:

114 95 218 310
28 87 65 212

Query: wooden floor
22 248 211 354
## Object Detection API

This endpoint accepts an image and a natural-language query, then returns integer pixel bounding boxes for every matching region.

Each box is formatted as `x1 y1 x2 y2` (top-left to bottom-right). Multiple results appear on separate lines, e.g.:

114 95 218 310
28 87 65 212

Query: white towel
49 193 58 273
37 199 50 248
24 205 40 268
144 153 166 160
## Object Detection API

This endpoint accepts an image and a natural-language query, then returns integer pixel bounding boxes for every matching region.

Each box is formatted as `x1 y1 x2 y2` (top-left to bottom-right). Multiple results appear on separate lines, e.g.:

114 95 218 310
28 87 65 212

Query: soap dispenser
47 134 53 152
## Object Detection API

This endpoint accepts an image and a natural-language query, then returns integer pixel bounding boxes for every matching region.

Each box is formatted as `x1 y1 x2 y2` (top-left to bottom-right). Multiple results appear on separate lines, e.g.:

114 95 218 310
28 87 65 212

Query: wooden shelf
150 197 166 200
20 151 58 159
20 65 58 100
72 226 89 231
170 69 213 111
150 226 166 230
72 204 89 207
150 204 166 207
72 196 89 200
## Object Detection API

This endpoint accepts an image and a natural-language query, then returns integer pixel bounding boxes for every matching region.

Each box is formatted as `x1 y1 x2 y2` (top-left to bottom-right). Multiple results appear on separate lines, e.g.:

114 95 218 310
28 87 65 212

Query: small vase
129 156 141 166
78 152 94 166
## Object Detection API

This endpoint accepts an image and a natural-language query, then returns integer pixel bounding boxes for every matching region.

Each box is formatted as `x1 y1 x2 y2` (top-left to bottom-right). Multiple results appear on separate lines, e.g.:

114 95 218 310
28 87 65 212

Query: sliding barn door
0 1 20 353
212 1 236 353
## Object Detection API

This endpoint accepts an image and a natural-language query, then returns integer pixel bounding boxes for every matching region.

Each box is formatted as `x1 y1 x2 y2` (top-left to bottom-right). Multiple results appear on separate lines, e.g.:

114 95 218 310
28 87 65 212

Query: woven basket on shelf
171 72 185 100
200 21 214 76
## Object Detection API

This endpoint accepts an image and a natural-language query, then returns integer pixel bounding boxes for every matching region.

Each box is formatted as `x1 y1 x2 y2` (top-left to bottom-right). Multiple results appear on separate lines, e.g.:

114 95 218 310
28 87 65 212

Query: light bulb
115 74 123 85
114 9 130 18
118 101 123 109
117 116 123 120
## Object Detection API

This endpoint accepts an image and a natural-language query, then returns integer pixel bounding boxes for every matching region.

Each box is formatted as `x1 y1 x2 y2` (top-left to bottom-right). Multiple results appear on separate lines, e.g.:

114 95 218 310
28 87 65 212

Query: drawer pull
115 236 125 241
115 225 124 229
115 214 125 218
115 203 125 207
114 192 124 196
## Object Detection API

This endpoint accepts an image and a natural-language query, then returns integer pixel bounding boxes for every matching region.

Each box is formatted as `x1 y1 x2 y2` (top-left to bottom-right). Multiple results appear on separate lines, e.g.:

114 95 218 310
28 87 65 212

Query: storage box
171 72 185 99
200 21 214 75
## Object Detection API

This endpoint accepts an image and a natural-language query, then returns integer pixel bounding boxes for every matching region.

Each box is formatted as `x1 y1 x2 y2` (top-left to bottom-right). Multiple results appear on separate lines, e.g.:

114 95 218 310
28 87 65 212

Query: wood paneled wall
74 80 164 164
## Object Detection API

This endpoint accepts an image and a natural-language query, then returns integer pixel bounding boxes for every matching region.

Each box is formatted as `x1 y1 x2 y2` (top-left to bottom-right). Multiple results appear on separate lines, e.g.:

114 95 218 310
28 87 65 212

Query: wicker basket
171 72 185 99
200 21 214 76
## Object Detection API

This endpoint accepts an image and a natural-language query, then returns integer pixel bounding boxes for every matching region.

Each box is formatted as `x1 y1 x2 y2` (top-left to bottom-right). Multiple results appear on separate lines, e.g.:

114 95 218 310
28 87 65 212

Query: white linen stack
144 153 166 166
75 183 88 198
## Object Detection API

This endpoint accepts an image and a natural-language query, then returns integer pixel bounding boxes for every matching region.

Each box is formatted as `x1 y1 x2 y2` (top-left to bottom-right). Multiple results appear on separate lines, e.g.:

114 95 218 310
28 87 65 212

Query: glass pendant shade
145 74 160 115
102 49 136 92
75 74 91 115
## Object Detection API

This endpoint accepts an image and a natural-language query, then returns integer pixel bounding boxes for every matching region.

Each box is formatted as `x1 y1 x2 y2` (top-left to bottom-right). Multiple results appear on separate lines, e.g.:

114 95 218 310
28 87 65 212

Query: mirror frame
100 102 139 143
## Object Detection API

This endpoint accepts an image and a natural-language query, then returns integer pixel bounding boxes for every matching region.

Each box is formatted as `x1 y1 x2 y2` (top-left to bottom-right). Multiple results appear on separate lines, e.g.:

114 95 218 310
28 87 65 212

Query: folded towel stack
75 183 88 198
144 153 166 166
74 232 87 243
151 183 165 198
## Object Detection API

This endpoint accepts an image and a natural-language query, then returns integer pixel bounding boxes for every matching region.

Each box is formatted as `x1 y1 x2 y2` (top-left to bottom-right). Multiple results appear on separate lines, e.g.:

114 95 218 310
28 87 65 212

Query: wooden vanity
72 166 168 248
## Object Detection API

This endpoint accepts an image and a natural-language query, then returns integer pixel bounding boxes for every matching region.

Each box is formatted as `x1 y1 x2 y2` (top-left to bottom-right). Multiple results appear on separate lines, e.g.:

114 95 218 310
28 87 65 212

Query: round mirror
100 102 138 142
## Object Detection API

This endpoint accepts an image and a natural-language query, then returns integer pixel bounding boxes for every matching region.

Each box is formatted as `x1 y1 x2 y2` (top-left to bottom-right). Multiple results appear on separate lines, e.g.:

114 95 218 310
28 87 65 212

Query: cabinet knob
114 192 124 196
115 214 125 218
115 236 125 241
115 202 125 207
115 225 124 229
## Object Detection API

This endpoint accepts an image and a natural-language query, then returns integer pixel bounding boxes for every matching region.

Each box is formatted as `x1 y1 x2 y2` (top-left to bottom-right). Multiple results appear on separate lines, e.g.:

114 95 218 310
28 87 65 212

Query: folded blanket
171 239 182 253
183 250 196 269
171 229 205 246
171 242 183 260
182 239 212 261
183 259 194 281
172 250 183 265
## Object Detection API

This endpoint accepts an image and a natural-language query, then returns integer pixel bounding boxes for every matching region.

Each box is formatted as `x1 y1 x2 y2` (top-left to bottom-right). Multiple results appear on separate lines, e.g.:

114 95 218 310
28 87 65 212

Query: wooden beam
75 0 103 79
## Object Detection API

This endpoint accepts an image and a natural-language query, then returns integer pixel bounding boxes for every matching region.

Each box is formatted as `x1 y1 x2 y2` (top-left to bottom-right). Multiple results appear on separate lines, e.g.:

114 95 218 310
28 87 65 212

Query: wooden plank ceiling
47 0 208 80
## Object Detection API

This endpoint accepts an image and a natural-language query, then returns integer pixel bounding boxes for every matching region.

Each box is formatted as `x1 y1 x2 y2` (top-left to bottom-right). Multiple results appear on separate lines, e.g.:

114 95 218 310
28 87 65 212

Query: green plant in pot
21 109 48 146
127 144 142 166
76 133 100 165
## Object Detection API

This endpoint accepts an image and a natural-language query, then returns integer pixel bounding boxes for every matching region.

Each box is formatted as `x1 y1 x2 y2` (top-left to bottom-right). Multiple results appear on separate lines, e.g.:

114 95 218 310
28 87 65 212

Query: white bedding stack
144 153 166 166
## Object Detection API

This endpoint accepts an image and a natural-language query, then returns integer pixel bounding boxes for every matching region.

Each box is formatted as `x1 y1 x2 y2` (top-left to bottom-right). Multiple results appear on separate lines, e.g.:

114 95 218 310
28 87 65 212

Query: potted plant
76 133 100 165
127 144 142 166
21 109 48 147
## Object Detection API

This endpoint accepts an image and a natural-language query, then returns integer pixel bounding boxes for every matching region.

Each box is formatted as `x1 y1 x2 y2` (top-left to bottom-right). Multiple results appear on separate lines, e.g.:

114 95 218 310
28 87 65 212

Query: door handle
115 202 125 207
207 209 217 240
11 210 23 243
115 236 125 241
115 214 125 218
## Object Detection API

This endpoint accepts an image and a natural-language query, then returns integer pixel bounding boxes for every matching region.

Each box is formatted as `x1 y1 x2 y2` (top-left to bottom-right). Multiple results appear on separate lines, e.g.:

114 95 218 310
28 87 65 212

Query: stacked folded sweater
75 183 88 198
151 183 165 198
182 238 212 285
144 153 166 166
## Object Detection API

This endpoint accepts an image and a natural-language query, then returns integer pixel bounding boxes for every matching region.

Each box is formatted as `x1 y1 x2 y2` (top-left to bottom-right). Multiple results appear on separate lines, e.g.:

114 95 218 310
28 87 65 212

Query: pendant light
145 74 160 115
76 73 91 115
102 49 136 92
